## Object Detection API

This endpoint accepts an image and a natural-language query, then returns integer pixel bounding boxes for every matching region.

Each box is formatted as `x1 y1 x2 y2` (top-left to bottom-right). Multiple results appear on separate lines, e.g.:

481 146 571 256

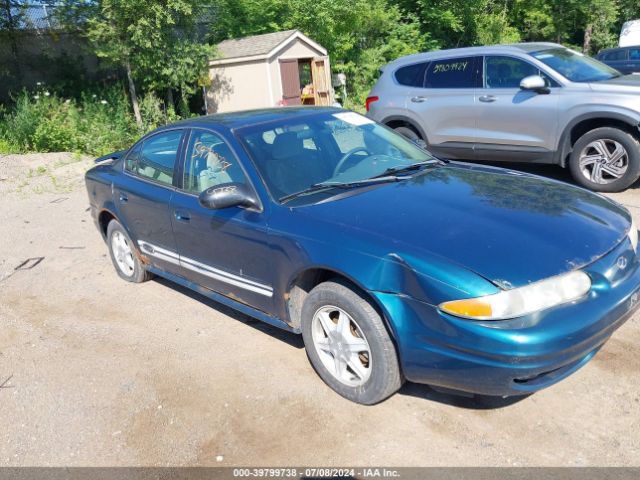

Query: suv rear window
394 63 426 87
424 57 476 88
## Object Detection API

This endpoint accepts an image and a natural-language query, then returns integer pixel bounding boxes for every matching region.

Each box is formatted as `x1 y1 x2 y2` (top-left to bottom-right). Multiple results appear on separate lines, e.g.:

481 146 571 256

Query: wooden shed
206 30 334 113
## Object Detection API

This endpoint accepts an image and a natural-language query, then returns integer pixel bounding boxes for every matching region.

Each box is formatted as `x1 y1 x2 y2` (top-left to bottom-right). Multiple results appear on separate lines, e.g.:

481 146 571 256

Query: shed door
279 59 301 105
311 56 332 106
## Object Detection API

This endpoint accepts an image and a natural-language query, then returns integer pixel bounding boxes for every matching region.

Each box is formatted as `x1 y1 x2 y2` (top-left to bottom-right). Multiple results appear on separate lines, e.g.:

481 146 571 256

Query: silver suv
366 42 640 192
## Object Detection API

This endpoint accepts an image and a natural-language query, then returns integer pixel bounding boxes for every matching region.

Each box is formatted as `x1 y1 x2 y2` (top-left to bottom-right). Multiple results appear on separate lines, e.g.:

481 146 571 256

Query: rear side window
394 63 427 87
125 130 182 186
424 57 476 88
603 49 627 61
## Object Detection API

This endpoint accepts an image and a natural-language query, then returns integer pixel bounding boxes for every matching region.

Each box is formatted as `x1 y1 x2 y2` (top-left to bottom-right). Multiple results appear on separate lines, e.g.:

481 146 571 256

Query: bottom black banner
0 468 638 480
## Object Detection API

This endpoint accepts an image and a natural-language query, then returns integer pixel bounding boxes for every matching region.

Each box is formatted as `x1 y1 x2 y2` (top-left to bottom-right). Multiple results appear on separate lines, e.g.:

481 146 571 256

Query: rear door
115 129 185 273
474 55 559 162
403 56 481 160
169 128 274 313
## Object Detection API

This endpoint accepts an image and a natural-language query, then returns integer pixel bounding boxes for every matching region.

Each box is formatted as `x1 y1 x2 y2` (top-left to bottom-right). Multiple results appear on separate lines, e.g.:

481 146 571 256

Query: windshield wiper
279 176 400 204
370 160 442 179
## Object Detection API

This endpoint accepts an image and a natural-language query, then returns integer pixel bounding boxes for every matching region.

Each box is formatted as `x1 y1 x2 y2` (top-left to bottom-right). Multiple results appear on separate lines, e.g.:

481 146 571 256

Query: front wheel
569 127 640 192
301 279 402 404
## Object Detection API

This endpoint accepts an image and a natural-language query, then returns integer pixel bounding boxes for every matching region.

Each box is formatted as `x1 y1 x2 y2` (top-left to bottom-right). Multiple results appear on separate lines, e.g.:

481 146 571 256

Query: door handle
479 95 497 103
174 210 191 222
411 96 427 103
119 192 128 203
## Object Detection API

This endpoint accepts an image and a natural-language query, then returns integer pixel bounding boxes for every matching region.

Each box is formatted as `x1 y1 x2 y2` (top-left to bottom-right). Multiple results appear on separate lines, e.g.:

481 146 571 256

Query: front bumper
372 237 640 396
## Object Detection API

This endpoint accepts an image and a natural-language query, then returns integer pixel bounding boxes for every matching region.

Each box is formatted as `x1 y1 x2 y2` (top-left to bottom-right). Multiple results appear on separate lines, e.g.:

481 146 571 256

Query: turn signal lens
439 270 592 320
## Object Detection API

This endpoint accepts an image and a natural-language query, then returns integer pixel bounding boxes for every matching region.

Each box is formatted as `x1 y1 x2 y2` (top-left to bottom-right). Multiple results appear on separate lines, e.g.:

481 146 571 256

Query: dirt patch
0 153 638 466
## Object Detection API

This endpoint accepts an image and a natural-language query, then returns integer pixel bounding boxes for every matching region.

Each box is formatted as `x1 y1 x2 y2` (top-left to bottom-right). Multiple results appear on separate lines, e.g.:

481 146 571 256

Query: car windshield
530 47 621 83
235 111 435 202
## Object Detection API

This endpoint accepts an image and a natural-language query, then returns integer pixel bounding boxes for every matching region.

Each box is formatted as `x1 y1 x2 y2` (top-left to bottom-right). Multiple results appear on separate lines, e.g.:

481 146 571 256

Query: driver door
474 55 559 162
170 128 275 313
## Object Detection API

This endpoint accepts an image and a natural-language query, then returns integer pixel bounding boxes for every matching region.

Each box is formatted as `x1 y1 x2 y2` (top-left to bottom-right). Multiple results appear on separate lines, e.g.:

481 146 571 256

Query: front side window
125 130 182 186
236 111 434 201
630 48 640 60
485 56 539 88
183 130 246 194
424 56 476 88
530 48 620 82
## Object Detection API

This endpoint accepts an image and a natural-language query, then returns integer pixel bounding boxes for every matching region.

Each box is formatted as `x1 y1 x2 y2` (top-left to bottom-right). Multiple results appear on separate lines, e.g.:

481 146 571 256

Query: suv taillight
365 96 379 112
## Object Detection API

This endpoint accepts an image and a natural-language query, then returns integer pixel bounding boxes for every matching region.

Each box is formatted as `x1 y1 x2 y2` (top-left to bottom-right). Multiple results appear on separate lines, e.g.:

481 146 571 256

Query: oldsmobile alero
85 107 639 404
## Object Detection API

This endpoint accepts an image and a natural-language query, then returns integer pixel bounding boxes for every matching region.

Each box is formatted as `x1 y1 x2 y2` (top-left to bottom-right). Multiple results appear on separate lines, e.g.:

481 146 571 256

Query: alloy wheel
579 139 629 185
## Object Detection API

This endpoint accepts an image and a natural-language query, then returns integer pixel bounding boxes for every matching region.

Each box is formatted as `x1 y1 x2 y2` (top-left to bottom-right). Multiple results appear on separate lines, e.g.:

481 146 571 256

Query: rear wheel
569 127 640 192
394 125 421 142
301 279 402 404
106 220 152 283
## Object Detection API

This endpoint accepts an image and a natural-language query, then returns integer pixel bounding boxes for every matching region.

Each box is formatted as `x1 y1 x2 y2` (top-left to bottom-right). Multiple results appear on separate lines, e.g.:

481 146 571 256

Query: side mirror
198 183 259 210
520 75 550 94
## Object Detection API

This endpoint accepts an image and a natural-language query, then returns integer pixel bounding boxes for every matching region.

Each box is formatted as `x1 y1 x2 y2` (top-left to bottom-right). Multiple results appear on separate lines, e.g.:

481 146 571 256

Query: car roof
386 42 563 68
160 106 343 131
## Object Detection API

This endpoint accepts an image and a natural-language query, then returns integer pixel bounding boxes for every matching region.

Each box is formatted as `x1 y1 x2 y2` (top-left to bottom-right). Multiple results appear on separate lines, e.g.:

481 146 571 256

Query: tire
394 125 421 142
106 220 152 283
301 279 403 404
568 127 640 192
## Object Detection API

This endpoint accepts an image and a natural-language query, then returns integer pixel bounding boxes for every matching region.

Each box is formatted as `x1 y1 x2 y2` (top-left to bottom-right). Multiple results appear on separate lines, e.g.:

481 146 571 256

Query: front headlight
628 217 638 251
439 270 592 320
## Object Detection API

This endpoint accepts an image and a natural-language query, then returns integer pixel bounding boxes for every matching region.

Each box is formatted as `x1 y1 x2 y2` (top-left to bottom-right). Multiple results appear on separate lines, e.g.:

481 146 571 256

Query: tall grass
0 85 182 156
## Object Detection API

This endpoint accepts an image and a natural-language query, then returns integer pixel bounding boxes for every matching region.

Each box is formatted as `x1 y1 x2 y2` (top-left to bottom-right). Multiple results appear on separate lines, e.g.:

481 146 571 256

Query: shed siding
207 60 271 113
274 38 325 60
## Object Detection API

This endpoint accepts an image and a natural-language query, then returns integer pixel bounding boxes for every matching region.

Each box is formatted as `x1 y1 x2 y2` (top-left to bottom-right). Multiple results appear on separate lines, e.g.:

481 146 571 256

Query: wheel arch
284 265 400 343
557 112 640 167
98 208 118 241
380 115 430 144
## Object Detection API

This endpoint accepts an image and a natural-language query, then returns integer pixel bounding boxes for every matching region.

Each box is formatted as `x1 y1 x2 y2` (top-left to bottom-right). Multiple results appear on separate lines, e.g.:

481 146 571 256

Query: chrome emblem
617 256 628 269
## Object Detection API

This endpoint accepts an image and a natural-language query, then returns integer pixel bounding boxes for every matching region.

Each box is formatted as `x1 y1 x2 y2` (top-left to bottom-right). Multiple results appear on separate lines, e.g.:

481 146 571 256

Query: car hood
590 74 640 93
297 163 631 289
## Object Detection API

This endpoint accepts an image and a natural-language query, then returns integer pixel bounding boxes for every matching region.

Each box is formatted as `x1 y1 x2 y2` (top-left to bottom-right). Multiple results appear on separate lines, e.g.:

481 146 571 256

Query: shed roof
217 30 299 59
211 29 327 66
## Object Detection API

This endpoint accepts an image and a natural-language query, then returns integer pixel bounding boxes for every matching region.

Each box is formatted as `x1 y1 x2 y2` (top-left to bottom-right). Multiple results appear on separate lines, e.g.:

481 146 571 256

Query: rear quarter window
394 63 427 87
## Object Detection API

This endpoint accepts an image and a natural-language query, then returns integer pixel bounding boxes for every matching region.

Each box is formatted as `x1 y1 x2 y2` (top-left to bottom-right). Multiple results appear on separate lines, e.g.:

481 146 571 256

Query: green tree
0 0 27 84
476 9 521 45
50 0 212 127
581 0 619 54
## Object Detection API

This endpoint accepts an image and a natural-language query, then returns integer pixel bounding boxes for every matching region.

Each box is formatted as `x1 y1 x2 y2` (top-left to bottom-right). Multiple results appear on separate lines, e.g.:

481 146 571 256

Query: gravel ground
0 153 639 466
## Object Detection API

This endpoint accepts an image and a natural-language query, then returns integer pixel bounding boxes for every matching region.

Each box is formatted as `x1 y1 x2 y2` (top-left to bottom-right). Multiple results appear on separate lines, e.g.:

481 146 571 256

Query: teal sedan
85 107 639 404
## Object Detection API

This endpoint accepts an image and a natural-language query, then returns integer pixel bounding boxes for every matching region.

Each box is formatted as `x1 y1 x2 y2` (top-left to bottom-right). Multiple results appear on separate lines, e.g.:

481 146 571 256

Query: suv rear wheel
393 125 421 143
569 127 640 192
